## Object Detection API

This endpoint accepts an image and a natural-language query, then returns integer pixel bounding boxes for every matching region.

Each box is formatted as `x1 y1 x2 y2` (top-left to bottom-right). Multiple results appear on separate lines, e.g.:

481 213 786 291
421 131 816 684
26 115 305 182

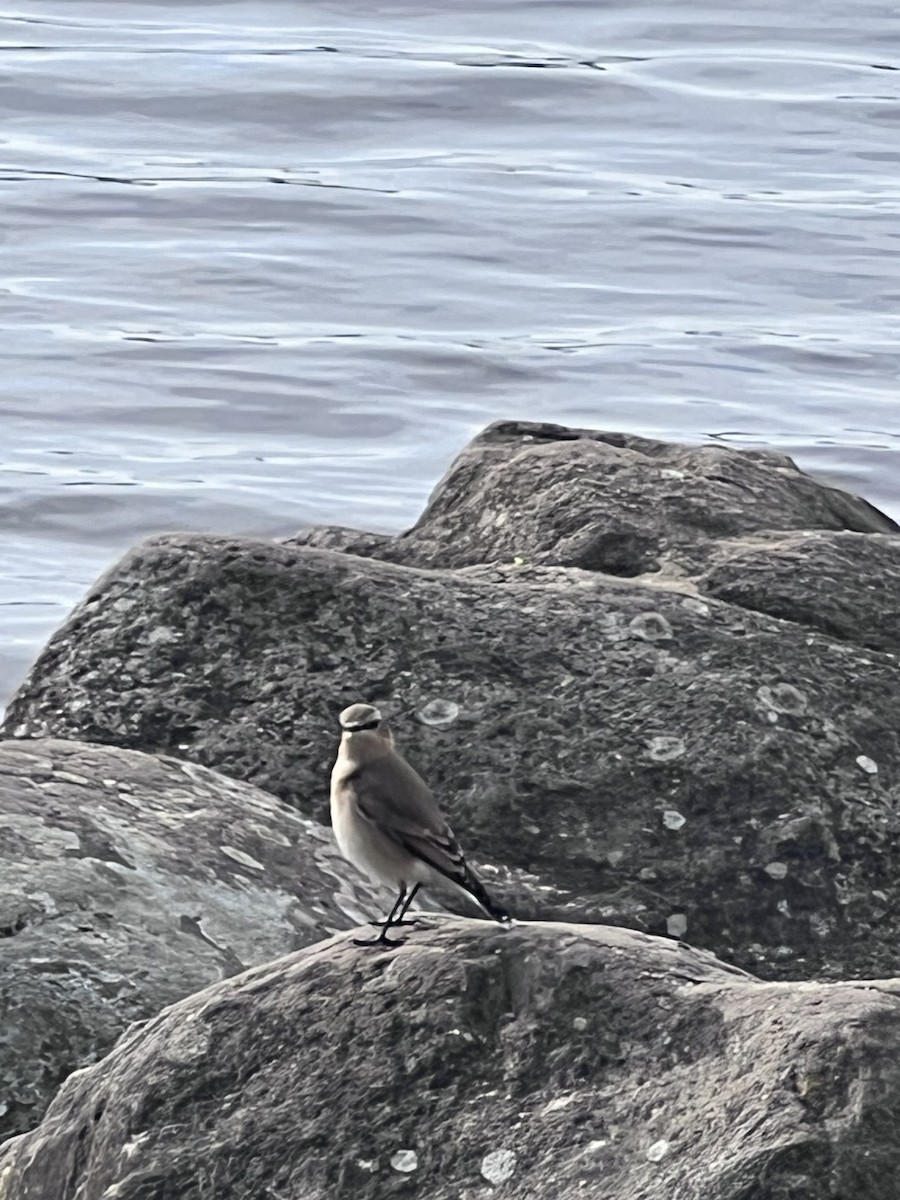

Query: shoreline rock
3 419 900 1185
2 919 899 1200
288 419 899 577
0 738 399 1142
2 421 899 986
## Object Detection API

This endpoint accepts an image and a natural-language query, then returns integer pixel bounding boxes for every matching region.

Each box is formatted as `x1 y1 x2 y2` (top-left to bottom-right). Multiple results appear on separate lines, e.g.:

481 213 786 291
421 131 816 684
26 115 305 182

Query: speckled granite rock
3 422 900 988
2 919 899 1200
0 738 400 1142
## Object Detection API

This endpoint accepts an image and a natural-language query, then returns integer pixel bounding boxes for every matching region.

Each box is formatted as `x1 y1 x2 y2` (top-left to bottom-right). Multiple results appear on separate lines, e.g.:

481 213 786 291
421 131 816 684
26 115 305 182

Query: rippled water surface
2 0 900 699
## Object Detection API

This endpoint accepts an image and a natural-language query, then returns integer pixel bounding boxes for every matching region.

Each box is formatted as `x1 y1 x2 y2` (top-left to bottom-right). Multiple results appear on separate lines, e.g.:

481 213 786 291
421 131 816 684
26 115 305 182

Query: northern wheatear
330 702 513 946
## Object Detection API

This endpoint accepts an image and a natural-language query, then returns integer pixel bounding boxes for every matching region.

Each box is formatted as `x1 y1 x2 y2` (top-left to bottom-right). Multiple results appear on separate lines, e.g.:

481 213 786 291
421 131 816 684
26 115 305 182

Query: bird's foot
368 918 421 928
353 933 406 949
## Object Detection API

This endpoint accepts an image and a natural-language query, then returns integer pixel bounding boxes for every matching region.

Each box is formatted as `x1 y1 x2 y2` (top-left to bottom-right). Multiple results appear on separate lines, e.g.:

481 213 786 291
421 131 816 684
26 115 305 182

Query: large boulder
288 419 899 574
0 738 396 1142
1 919 899 1200
3 422 900 984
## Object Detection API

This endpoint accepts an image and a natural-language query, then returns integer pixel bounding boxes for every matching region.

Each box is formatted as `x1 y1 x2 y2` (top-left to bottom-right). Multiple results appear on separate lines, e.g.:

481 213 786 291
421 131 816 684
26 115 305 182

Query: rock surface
701 529 900 654
3 422 900 987
0 738 398 1142
2 919 899 1200
288 419 899 575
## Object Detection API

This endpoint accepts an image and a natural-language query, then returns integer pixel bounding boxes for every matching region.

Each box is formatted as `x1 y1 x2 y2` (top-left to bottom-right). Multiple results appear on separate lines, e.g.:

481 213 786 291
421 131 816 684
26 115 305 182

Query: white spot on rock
646 1139 671 1163
647 735 686 762
99 1185 127 1199
572 1016 588 1032
417 699 460 729
220 846 265 872
662 810 686 831
606 849 625 866
53 770 91 787
390 1150 418 1173
629 612 673 642
247 822 291 848
680 597 709 616
764 862 788 880
856 755 878 775
481 1149 517 1185
26 891 58 918
757 683 808 716
666 913 688 938
121 1132 151 1160
146 626 180 645
809 913 831 938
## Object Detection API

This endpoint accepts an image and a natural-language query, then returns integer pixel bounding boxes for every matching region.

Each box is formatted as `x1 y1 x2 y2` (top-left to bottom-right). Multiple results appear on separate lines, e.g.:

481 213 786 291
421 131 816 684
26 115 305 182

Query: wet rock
3 423 900 986
1 920 899 1200
0 738 398 1142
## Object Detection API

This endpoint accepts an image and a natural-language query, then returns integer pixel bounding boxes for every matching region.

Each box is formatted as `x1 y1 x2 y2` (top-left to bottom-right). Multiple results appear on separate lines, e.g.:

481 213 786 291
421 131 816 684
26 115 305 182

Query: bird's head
338 703 384 734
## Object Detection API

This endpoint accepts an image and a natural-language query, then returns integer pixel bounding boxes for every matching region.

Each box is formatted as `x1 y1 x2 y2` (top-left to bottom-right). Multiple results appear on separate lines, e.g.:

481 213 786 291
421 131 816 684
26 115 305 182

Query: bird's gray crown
339 703 383 732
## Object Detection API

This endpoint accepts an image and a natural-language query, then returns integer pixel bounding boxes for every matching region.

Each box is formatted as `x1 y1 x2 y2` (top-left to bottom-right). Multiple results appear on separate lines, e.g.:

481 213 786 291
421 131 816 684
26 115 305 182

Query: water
3 0 900 703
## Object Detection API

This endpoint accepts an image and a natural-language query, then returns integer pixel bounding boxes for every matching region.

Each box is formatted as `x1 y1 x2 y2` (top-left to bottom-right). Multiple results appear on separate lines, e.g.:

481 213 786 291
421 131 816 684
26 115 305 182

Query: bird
330 702 514 947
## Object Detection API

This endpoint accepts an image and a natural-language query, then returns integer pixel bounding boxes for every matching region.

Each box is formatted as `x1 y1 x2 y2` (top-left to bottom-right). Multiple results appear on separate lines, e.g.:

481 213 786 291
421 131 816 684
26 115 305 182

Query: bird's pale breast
330 766 429 890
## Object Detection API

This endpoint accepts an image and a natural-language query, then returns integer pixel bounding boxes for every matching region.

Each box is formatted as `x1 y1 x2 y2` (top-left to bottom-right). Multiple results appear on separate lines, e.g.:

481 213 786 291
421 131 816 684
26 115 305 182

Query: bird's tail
461 867 514 928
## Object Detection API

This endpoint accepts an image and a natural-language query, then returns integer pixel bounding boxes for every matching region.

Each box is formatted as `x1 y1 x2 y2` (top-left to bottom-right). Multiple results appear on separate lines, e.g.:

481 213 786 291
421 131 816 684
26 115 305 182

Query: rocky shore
1 421 899 1197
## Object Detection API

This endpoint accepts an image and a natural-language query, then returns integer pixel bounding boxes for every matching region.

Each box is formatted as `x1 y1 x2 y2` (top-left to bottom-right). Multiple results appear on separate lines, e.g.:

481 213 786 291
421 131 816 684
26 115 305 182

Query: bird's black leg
366 882 423 928
379 887 408 926
354 886 409 948
394 882 422 925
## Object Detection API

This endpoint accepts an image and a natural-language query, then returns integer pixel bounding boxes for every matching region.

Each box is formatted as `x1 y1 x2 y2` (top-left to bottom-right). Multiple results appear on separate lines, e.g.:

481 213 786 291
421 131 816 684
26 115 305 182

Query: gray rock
0 738 397 1142
4 531 900 984
2 919 899 1200
701 529 900 653
286 419 899 574
3 422 900 986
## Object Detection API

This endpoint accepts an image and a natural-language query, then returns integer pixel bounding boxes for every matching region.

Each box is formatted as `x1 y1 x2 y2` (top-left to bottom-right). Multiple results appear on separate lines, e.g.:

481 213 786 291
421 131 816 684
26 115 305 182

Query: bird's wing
349 752 467 882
